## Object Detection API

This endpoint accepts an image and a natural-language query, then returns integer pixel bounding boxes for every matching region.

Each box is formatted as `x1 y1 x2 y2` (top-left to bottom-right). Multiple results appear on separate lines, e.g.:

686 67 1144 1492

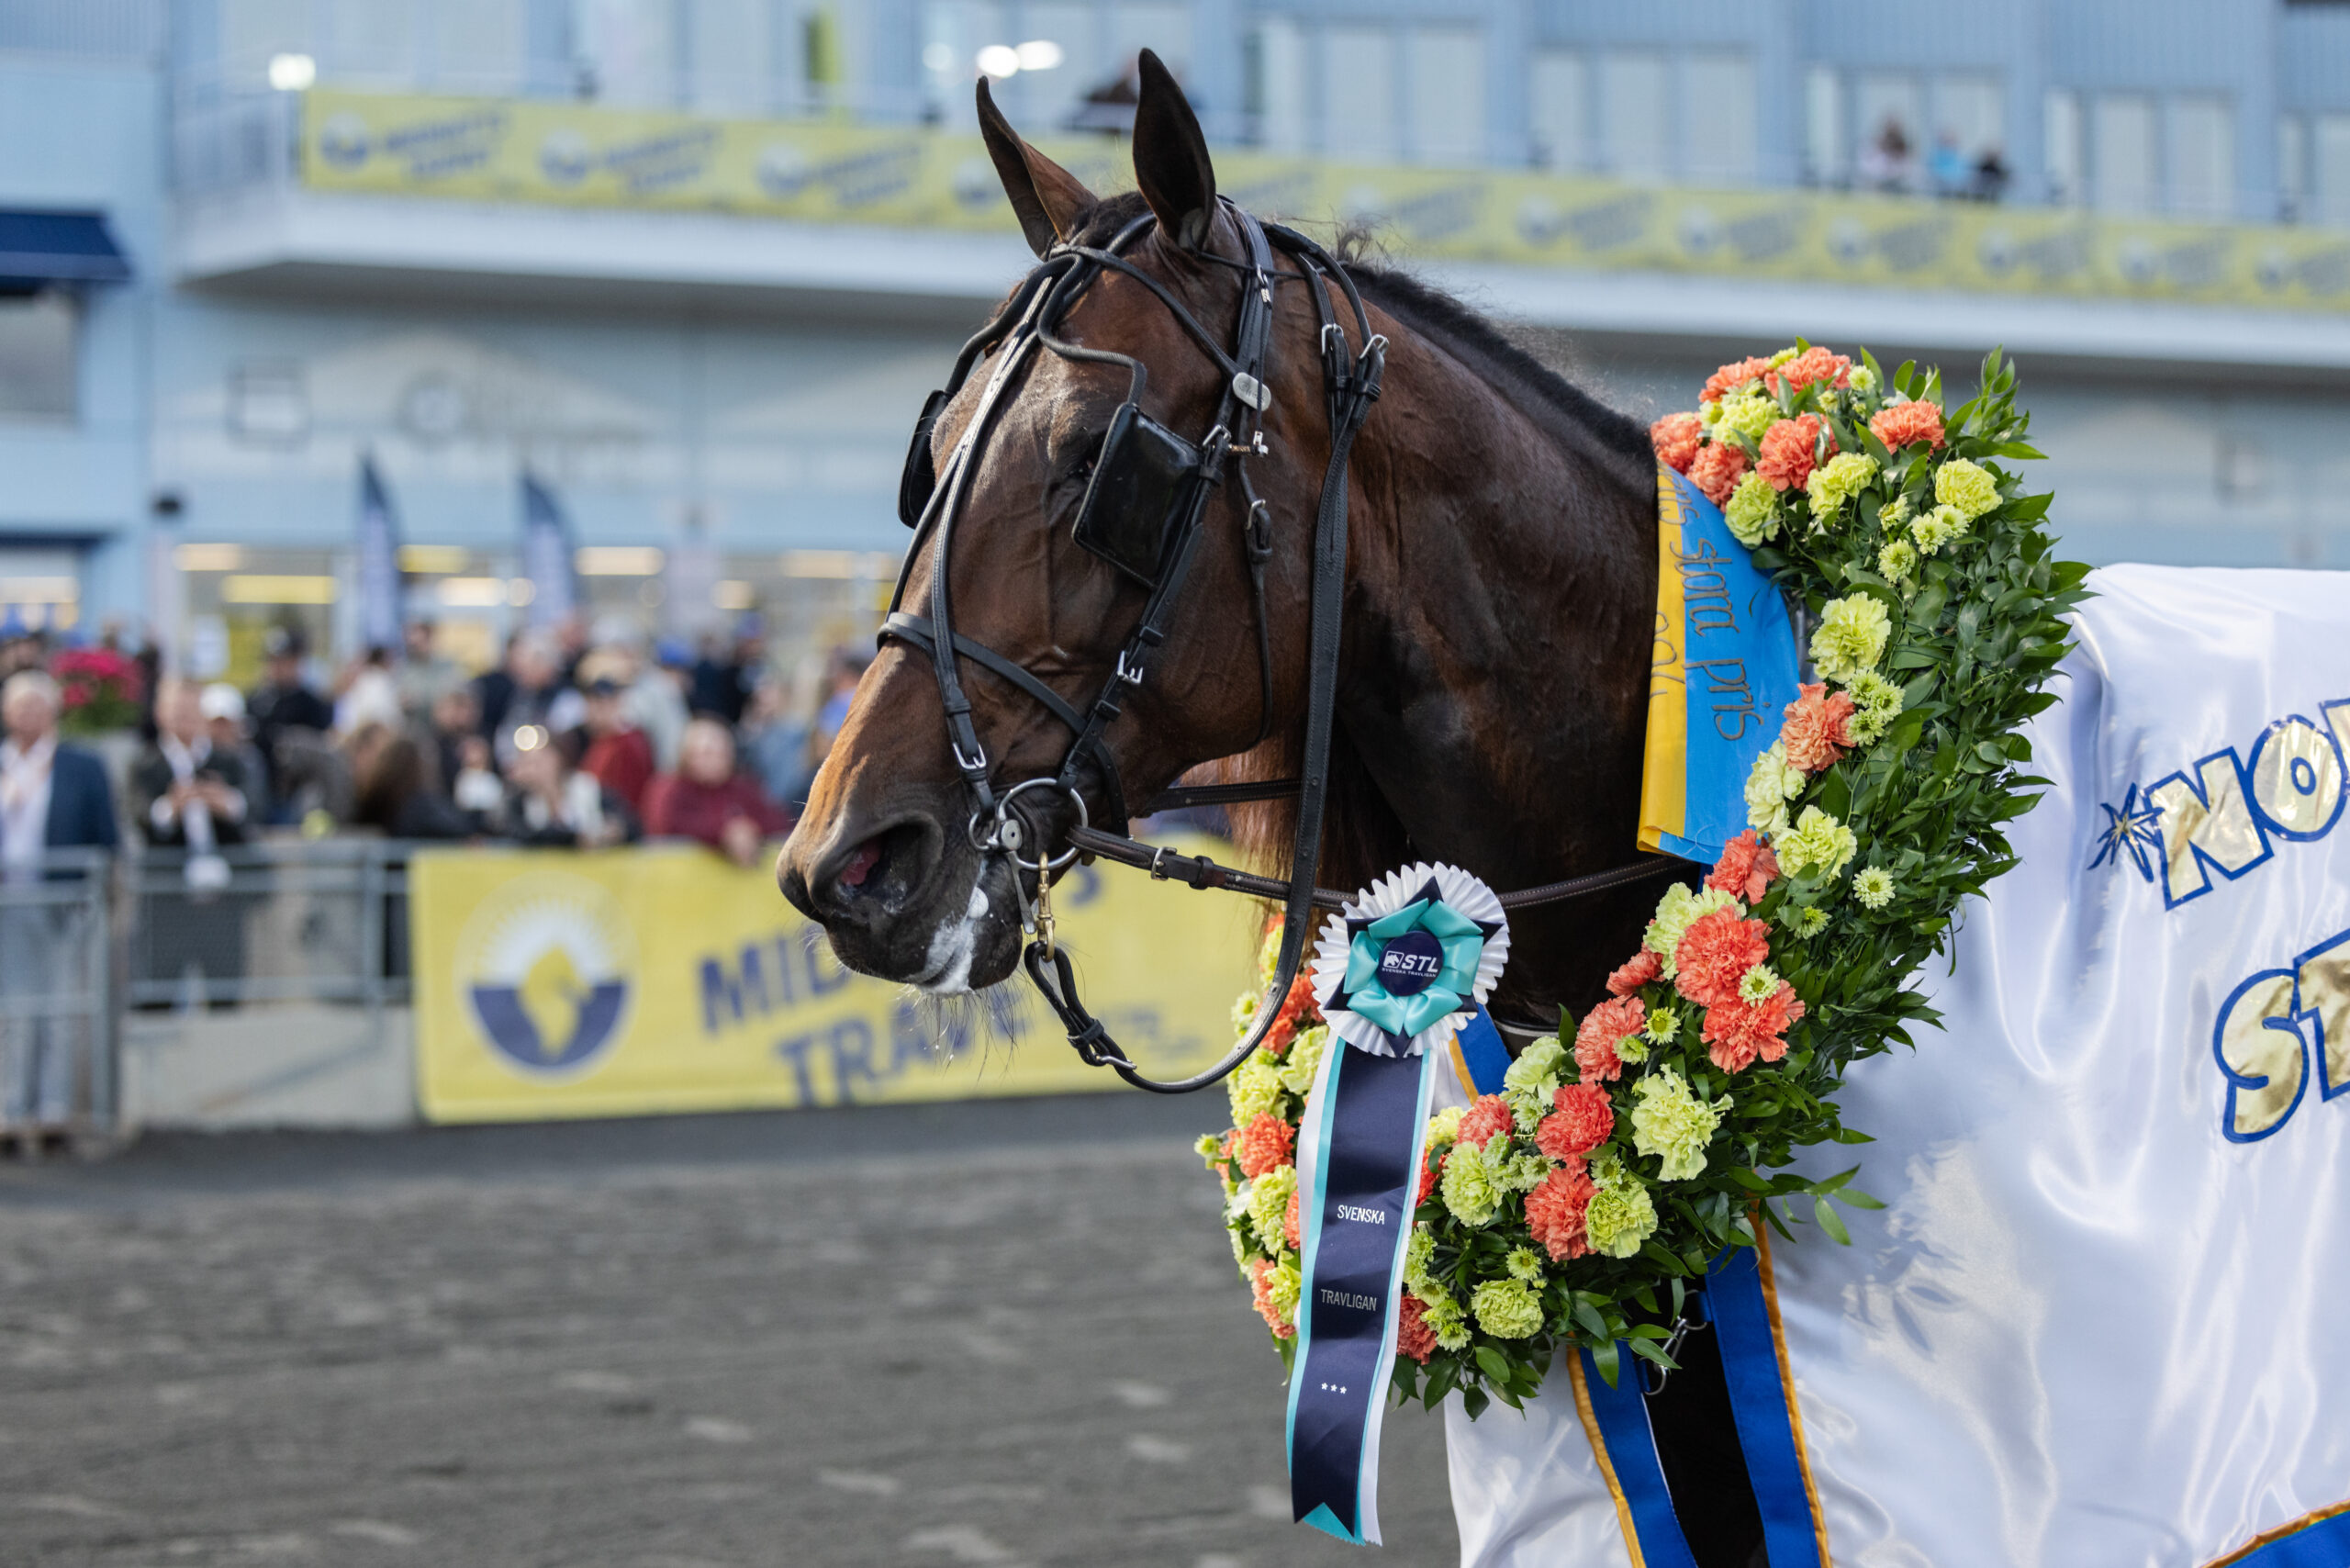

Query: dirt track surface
0 1098 1459 1567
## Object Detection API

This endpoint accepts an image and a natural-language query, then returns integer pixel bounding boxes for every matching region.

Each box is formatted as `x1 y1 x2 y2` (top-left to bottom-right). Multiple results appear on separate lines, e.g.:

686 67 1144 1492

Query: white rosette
1309 861 1511 1058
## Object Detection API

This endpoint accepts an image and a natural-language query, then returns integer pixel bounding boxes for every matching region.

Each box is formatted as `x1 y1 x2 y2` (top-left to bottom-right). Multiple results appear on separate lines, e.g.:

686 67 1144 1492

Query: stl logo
459 874 636 1077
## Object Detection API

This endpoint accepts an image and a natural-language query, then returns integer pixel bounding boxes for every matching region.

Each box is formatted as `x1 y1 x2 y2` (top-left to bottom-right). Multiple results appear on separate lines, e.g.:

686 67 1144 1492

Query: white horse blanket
1438 565 2350 1568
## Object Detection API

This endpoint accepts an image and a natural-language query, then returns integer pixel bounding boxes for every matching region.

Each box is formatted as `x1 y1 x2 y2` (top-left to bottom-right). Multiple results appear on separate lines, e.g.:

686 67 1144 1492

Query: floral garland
1201 342 2086 1413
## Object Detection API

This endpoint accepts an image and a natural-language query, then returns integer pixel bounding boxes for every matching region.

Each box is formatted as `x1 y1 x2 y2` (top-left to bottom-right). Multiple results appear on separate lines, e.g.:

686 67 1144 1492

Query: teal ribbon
1339 896 1489 1042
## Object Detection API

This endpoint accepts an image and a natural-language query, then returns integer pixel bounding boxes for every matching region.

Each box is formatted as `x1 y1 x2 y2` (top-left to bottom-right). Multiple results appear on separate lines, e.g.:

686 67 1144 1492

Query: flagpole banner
354 457 402 652
410 835 1259 1123
1752 565 2350 1564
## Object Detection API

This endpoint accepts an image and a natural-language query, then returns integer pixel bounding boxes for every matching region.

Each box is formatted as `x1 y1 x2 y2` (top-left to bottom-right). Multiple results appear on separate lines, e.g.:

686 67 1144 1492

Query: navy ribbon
1286 1040 1438 1544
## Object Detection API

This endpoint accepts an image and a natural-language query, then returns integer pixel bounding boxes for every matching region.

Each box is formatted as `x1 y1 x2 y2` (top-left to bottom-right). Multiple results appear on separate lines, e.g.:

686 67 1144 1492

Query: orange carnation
1688 440 1750 506
1524 1165 1599 1260
1261 970 1321 1057
1651 412 1703 473
1706 830 1779 904
1606 948 1662 997
1781 682 1857 774
1756 414 1832 493
1284 1186 1301 1249
1537 1081 1617 1161
1702 355 1774 404
1673 908 1773 1009
1701 981 1806 1072
1457 1093 1516 1151
1574 995 1646 1083
1766 346 1852 395
1395 1293 1438 1363
1869 399 1945 451
1233 1112 1296 1179
1248 1256 1297 1338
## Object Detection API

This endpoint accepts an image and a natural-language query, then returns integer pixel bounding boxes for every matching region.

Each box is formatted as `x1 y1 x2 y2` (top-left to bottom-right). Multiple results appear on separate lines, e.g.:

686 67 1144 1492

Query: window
1600 51 1668 182
1530 50 1587 172
2319 114 2350 229
1854 73 1922 191
1407 26 1483 166
1246 17 1308 152
1684 52 1756 186
688 0 771 115
2171 95 2233 218
2045 90 2083 205
2093 94 2158 214
1804 65 1844 184
1324 26 1397 162
0 292 77 423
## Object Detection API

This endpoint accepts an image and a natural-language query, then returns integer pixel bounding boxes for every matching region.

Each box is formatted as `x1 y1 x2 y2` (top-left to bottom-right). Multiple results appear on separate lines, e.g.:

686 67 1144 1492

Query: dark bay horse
777 54 1763 1567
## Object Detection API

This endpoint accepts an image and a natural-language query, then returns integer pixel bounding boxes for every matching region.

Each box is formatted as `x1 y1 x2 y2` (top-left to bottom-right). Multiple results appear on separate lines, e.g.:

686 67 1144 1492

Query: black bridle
882 201 1684 1093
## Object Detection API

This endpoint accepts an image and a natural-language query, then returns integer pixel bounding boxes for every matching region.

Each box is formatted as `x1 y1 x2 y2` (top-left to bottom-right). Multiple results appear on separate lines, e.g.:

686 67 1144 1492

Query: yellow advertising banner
300 86 2350 314
410 838 1261 1124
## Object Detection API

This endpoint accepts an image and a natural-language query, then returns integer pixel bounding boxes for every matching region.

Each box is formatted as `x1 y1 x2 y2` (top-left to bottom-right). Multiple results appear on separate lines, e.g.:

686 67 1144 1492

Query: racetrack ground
0 1096 1460 1567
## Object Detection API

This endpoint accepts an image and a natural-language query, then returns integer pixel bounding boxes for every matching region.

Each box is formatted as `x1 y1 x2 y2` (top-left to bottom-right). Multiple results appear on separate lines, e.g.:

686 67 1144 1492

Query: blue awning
0 210 130 288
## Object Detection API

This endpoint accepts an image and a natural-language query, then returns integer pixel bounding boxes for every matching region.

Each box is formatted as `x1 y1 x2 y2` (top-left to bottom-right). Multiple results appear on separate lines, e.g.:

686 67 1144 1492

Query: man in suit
130 678 253 1007
0 669 118 1144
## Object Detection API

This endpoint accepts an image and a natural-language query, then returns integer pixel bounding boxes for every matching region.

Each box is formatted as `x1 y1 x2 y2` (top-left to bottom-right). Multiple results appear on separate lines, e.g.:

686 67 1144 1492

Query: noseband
881 202 1683 1093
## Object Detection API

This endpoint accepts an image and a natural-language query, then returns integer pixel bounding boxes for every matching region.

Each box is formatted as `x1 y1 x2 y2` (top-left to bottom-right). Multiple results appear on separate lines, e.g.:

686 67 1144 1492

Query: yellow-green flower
1844 671 1905 745
1265 1251 1302 1321
1724 472 1781 547
1933 457 2000 519
1506 1246 1546 1283
1699 398 1722 425
1805 452 1879 521
1645 1005 1681 1044
1583 1171 1660 1259
1404 1223 1438 1295
1421 1289 1472 1351
1472 1277 1546 1339
1227 1051 1285 1126
1848 364 1878 395
1910 502 1970 555
1231 991 1259 1033
1614 1034 1651 1065
1810 595 1891 685
1195 1131 1226 1172
1777 805 1860 880
1630 1070 1727 1181
1279 1025 1328 1097
1504 1037 1567 1099
1853 867 1897 909
1879 492 1914 532
1744 741 1807 838
1768 346 1801 368
1737 964 1783 1003
1878 538 1918 585
1440 1137 1507 1226
1782 904 1830 938
1717 392 1778 445
1427 1106 1465 1148
1644 883 1740 978
1248 1165 1297 1254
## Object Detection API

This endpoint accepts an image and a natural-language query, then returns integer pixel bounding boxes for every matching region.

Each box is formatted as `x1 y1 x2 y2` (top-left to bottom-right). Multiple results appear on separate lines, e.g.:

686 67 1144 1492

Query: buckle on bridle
1115 650 1147 687
952 739 989 776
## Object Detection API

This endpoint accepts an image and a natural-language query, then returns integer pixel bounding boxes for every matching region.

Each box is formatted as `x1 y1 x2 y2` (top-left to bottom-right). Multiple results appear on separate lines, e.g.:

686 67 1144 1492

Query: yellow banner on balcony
408 839 1260 1123
300 86 2350 314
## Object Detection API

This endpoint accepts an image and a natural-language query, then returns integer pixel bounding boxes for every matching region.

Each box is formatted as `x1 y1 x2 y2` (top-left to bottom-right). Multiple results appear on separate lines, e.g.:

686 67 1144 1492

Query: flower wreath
1201 342 2087 1413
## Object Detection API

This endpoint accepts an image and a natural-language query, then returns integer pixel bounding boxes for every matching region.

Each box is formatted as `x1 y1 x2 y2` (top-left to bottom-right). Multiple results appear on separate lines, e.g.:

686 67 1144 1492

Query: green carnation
1404 1222 1438 1295
1777 805 1859 880
1420 1290 1472 1351
1910 502 1970 555
1195 1131 1226 1171
1878 492 1913 532
1506 1247 1546 1283
1847 364 1878 395
1644 883 1739 978
1844 671 1905 745
1427 1106 1464 1148
1503 1038 1566 1099
1877 538 1918 585
1248 1165 1297 1254
1768 346 1801 368
1724 472 1781 547
1717 392 1778 445
1809 595 1891 685
1280 1025 1328 1097
1231 991 1259 1033
1614 1034 1651 1065
1583 1172 1660 1260
1471 1277 1546 1340
1265 1252 1302 1322
1440 1136 1507 1226
1699 399 1722 425
1933 457 2000 519
1805 452 1879 521
1744 741 1807 838
1227 1051 1285 1126
1629 1069 1727 1182
1853 867 1896 909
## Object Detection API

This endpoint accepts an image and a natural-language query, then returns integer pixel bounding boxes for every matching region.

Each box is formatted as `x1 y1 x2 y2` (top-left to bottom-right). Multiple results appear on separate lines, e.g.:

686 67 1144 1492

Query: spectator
498 724 637 849
131 678 254 1005
689 624 763 727
201 683 272 827
1 670 118 1144
643 717 789 868
423 684 481 798
247 625 333 814
740 675 813 810
334 645 403 735
628 638 692 772
395 619 465 716
1972 145 2010 202
575 677 655 818
1928 130 1970 197
806 645 872 782
1859 117 1912 193
474 632 565 761
352 726 479 840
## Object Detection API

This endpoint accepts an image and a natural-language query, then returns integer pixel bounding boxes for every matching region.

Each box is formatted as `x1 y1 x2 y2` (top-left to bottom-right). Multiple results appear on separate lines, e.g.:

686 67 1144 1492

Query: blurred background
0 0 2345 1562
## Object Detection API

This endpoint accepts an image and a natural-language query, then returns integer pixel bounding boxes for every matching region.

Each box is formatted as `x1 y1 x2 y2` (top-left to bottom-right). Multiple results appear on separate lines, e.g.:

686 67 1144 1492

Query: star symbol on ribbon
1323 877 1504 1049
2089 783 2161 882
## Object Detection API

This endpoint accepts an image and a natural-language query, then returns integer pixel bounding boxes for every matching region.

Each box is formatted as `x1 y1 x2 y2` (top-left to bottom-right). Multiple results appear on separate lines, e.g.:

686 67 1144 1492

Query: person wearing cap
246 625 332 818
574 675 655 818
201 683 272 826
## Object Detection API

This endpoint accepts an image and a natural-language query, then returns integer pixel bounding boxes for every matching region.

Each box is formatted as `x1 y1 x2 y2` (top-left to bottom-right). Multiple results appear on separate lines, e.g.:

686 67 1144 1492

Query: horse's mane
1069 194 1652 898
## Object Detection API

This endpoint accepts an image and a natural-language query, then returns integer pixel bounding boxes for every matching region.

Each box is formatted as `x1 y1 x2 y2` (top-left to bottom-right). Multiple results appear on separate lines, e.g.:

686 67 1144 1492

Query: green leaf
1461 1386 1490 1420
1592 1339 1621 1389
1814 1194 1852 1245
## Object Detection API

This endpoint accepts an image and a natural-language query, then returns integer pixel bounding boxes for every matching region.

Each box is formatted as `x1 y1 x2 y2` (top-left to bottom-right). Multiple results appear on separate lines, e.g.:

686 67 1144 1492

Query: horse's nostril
838 839 883 890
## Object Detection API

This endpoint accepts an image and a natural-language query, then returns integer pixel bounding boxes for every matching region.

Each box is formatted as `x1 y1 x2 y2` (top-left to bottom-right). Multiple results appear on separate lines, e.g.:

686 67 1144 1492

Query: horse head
778 53 1340 993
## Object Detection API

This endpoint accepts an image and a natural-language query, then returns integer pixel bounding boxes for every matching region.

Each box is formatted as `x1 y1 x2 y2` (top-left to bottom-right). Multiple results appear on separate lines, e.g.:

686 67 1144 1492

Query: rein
882 203 1683 1093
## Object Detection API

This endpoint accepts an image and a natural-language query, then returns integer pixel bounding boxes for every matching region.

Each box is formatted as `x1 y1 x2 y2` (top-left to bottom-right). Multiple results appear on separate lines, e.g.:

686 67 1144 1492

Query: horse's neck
1337 327 1659 904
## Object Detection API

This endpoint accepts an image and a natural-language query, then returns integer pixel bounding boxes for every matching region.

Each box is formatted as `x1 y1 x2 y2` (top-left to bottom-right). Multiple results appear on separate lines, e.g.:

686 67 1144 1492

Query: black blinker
1070 402 1202 587
897 387 952 528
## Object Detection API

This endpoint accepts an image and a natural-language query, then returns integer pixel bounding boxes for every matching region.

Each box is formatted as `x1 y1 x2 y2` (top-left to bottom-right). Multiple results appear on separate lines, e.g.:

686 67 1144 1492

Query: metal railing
0 848 113 1135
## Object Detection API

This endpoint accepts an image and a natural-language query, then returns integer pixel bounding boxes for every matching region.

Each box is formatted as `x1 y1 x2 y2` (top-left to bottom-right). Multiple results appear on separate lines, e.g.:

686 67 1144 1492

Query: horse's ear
1131 49 1216 249
978 75 1095 257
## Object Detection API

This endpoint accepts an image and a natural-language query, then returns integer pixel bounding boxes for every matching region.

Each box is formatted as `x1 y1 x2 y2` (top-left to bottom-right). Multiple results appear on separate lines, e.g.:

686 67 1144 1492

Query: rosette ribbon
1287 864 1508 1544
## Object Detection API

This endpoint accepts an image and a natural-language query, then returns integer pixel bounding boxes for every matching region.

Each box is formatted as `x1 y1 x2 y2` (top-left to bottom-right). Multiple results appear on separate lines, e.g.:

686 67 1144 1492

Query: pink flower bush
1457 1093 1516 1151
1869 399 1945 451
1232 1112 1295 1179
1524 1165 1599 1260
1650 412 1703 474
1688 440 1750 506
1706 830 1780 904
1606 948 1662 997
1702 982 1806 1072
1781 682 1857 775
1574 995 1647 1082
1673 908 1773 1010
1757 415 1832 492
1537 1082 1617 1161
